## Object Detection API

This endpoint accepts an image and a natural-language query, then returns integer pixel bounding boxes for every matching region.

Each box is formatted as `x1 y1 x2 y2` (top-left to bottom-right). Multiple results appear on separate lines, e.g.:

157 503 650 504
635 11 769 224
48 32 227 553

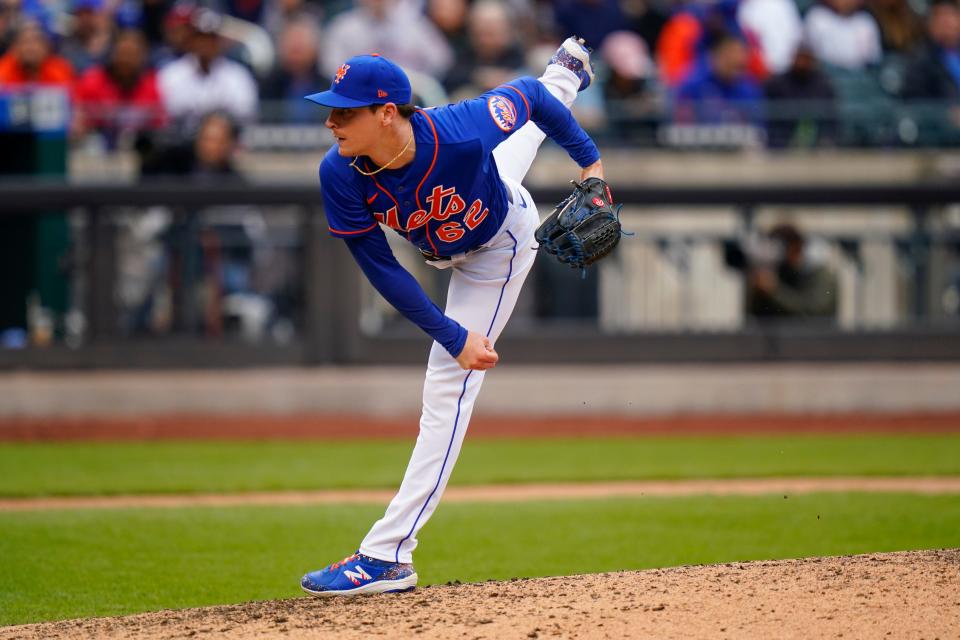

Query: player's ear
380 103 398 126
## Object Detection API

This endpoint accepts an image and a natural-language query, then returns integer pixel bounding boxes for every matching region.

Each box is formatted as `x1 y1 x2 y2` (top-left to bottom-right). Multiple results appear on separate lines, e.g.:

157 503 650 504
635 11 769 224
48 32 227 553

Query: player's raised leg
493 37 595 184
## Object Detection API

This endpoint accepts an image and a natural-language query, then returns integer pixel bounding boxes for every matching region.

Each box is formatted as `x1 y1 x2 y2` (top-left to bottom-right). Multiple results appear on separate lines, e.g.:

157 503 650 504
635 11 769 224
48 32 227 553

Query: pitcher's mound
5 549 958 639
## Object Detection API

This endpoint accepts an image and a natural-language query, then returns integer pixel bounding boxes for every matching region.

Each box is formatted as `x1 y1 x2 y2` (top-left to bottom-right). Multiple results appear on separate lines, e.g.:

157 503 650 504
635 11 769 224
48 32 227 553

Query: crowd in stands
0 0 959 153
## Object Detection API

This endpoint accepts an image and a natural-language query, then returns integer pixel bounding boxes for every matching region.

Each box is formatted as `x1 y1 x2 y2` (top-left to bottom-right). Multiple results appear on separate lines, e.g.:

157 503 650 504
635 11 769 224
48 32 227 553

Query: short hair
707 32 745 55
368 103 416 119
770 223 804 250
199 110 240 141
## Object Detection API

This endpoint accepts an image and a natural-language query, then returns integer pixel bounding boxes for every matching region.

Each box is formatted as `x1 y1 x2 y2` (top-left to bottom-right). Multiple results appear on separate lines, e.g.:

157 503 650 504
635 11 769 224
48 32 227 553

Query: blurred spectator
600 29 661 140
737 0 803 75
444 0 526 97
138 111 270 340
622 0 667 52
60 0 112 73
656 0 766 88
322 0 452 79
866 0 924 54
142 110 243 179
263 0 324 41
804 0 882 70
259 17 323 123
743 223 838 320
157 7 258 129
0 18 73 85
151 1 194 69
901 0 960 100
72 28 166 146
764 42 837 147
552 0 624 49
426 0 469 59
673 33 763 125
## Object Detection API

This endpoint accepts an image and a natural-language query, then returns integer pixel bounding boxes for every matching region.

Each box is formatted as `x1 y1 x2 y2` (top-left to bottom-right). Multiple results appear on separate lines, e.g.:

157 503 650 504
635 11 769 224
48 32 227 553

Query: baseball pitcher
301 37 615 596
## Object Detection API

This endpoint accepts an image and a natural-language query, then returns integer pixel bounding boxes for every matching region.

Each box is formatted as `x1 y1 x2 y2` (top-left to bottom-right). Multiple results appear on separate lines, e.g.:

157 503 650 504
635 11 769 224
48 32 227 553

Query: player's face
325 106 381 157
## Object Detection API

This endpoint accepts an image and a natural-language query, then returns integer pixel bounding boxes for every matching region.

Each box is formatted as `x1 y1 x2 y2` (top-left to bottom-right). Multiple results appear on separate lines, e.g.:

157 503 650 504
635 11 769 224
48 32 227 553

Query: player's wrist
446 324 469 359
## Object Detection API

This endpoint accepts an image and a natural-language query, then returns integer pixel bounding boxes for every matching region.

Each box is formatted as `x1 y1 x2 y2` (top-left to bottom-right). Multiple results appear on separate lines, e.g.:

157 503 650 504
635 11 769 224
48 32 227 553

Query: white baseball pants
359 65 582 564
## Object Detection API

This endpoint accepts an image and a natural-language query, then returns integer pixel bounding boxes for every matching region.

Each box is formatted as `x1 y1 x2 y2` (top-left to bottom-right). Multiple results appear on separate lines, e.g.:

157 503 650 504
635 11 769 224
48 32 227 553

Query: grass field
2 433 959 627
2 493 960 626
2 434 959 496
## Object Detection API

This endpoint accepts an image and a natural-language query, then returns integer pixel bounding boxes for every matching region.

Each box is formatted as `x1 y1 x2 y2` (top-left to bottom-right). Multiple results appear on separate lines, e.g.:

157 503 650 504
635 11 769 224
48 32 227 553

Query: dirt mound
4 549 957 639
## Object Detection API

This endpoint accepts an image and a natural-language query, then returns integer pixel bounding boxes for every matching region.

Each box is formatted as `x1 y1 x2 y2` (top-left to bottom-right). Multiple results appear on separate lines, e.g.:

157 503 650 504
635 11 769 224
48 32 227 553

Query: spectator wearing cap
151 1 194 69
73 28 166 146
804 0 882 70
901 0 960 101
259 17 324 123
322 0 452 79
672 32 763 125
600 29 661 140
157 7 258 129
60 0 113 73
443 0 526 98
0 18 73 85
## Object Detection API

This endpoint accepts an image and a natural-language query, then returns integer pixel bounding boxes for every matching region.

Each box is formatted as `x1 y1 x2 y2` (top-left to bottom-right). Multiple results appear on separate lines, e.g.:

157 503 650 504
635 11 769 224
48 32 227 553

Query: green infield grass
1 492 959 626
1 435 959 497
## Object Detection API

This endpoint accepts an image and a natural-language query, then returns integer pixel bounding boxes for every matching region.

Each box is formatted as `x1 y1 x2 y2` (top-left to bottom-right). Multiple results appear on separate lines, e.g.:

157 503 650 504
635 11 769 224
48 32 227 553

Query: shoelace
330 553 359 570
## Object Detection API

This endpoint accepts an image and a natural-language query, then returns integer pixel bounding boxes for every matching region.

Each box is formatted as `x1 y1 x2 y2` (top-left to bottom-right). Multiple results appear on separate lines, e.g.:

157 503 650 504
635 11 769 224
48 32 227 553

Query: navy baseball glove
535 177 624 271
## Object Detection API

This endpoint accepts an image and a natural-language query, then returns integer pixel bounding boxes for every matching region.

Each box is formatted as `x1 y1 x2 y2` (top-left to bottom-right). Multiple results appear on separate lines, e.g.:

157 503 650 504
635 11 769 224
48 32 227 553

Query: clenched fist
455 330 499 371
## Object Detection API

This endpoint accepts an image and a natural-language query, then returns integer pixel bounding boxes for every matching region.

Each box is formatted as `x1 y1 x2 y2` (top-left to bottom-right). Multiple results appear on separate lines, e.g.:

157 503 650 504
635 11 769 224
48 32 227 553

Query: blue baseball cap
304 54 412 109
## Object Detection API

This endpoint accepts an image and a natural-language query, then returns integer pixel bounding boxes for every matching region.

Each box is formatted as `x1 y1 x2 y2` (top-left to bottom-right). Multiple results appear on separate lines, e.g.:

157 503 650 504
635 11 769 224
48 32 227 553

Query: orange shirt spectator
656 0 766 88
0 20 73 86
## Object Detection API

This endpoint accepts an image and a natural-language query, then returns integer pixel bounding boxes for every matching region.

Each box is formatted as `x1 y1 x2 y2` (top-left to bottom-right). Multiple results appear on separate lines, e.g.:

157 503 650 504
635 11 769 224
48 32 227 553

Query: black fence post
301 204 330 364
910 205 930 319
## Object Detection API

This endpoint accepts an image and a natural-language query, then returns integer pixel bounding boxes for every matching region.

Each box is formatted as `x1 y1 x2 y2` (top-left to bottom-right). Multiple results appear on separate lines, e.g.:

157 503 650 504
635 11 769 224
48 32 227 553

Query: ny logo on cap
334 64 350 84
377 90 388 98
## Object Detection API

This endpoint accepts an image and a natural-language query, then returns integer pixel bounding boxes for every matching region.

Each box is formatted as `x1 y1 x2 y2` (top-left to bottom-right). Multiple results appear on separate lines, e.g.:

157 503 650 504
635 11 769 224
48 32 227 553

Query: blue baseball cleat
549 36 596 92
301 552 418 597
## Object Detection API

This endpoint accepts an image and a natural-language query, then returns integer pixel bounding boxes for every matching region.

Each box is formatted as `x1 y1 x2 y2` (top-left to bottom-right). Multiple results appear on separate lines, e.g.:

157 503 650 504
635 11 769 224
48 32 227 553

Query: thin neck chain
349 134 414 177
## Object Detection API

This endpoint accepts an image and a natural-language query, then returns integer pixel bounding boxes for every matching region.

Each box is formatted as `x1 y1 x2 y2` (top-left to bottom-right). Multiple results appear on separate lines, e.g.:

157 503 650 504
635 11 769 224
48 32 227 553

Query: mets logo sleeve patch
487 95 519 132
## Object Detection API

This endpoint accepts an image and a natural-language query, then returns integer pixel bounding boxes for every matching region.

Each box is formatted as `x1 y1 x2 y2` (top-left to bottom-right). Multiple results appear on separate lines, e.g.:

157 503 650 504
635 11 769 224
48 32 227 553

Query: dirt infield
2 476 960 511
3 549 957 639
2 412 959 441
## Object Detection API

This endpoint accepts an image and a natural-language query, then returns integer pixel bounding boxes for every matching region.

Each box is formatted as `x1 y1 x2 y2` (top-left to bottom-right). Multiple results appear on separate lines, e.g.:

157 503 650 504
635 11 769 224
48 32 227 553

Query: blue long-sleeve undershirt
344 229 467 358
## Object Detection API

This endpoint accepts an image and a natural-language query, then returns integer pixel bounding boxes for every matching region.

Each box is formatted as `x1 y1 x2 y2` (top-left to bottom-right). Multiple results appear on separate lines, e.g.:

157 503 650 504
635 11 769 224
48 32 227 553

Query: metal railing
1 181 959 369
